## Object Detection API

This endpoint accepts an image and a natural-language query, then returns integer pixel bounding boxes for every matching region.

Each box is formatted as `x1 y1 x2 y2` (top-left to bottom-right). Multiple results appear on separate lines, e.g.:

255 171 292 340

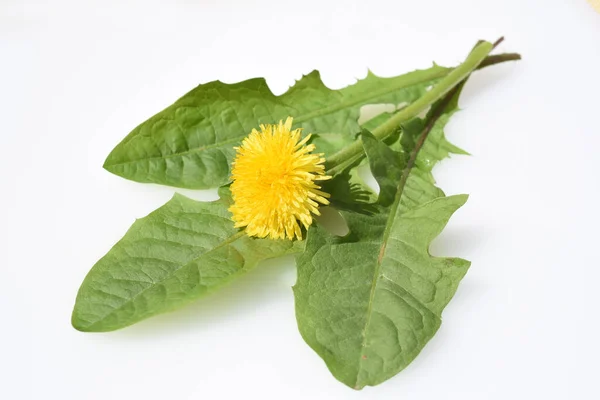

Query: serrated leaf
359 84 469 211
72 191 302 332
294 193 469 388
294 87 471 388
104 66 451 189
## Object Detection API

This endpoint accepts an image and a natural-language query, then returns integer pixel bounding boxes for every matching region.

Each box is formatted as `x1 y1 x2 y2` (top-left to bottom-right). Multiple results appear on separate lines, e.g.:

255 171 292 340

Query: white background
1 0 599 399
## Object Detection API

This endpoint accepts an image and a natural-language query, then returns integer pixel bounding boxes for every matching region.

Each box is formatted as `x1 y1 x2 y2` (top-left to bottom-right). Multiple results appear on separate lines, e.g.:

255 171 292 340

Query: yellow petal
229 117 331 240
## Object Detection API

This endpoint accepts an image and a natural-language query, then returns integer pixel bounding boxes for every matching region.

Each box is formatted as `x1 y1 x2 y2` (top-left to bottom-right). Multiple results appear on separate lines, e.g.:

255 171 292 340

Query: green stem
325 40 494 173
326 52 521 178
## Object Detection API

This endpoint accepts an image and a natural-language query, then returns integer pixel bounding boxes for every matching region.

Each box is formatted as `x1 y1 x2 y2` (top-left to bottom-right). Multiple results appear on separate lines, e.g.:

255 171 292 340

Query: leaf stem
326 52 520 178
403 84 465 186
325 40 501 174
478 52 521 69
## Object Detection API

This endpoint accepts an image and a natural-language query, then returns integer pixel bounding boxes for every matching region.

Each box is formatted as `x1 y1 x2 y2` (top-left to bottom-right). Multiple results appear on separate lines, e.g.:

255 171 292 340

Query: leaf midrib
354 87 459 388
104 69 448 168
292 68 448 124
82 230 246 331
355 157 413 388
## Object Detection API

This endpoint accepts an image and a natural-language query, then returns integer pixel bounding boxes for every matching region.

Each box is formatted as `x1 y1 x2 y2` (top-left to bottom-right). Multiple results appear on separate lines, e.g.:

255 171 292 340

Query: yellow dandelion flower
229 117 331 240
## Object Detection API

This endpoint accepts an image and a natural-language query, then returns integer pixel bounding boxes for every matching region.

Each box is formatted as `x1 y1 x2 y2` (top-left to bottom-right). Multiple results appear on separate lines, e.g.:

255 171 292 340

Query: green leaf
294 193 469 389
72 191 302 332
359 83 469 211
103 66 451 189
323 41 494 173
294 85 471 388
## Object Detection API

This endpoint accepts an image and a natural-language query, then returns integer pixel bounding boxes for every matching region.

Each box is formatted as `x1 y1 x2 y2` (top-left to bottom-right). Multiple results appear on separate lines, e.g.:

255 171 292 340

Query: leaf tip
102 153 121 175
71 299 103 332
454 193 470 207
70 312 90 333
102 157 112 171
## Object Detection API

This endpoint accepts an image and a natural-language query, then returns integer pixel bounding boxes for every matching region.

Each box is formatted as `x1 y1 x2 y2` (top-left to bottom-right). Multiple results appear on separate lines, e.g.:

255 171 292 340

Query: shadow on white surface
429 225 482 258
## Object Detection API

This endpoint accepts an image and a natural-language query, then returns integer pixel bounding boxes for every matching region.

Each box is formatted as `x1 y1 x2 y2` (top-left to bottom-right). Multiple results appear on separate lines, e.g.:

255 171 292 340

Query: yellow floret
229 117 331 240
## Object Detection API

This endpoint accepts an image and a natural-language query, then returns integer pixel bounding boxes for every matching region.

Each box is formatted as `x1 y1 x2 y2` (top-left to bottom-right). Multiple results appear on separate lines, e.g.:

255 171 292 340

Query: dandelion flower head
229 117 330 240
